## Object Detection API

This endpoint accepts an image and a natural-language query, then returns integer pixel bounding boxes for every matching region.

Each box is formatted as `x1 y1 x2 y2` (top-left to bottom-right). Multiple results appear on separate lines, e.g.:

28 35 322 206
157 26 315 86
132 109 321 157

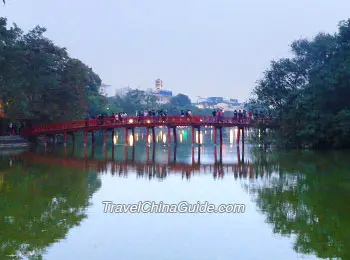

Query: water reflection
19 146 254 182
0 155 101 259
1 145 350 259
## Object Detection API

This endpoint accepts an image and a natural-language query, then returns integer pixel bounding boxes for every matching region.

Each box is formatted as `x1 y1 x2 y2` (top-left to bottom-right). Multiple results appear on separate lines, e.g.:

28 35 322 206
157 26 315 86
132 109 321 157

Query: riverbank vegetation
253 19 350 149
0 18 106 123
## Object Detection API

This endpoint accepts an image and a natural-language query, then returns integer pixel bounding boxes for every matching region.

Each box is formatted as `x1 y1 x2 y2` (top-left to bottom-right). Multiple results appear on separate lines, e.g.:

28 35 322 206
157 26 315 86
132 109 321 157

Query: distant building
155 79 163 93
152 79 172 104
115 87 132 97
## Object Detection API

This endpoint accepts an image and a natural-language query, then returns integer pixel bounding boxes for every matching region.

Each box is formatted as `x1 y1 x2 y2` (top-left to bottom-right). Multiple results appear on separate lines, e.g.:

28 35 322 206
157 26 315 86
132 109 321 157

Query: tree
252 18 350 149
170 94 191 107
0 18 105 123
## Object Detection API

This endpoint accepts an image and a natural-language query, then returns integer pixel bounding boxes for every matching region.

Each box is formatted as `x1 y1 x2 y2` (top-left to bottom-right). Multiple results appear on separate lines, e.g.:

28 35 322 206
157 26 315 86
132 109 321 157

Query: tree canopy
170 93 191 107
0 18 106 123
253 19 350 149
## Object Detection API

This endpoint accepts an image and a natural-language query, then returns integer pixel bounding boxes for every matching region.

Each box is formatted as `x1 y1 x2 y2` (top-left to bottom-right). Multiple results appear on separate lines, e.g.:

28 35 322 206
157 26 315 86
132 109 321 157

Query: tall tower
155 78 163 93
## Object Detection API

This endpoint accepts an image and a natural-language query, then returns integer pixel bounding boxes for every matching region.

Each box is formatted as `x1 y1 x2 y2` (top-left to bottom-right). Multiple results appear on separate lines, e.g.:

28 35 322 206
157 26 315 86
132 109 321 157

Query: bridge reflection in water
20 143 274 181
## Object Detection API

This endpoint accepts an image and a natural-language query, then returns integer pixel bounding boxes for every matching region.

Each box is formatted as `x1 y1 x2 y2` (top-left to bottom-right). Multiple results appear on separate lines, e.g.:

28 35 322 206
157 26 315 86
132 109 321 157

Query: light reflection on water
1 134 350 259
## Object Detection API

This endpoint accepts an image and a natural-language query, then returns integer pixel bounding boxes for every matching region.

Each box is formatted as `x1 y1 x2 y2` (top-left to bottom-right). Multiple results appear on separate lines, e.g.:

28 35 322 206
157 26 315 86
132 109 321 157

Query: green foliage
253 19 350 149
170 93 191 107
0 18 105 123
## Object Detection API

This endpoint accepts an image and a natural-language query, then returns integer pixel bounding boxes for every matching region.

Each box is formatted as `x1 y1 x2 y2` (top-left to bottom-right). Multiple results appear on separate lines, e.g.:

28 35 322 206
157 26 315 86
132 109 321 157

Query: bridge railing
21 116 275 136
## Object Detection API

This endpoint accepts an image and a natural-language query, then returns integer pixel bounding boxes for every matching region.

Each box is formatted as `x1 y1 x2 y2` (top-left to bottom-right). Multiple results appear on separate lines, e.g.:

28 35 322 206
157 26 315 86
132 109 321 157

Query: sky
2 0 350 102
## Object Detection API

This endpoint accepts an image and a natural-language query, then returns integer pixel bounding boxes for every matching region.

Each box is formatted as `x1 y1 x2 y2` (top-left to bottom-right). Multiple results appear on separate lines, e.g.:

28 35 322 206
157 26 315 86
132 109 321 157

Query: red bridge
21 116 275 146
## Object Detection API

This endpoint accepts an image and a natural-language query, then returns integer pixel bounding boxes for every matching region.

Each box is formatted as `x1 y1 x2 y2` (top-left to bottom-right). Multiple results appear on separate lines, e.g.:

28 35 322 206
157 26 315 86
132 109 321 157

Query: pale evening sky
2 0 350 102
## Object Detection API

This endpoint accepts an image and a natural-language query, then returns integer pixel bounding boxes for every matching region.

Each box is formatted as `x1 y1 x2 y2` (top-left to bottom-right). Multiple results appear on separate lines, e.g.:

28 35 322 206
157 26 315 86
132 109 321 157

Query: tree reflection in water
246 149 350 260
0 155 101 259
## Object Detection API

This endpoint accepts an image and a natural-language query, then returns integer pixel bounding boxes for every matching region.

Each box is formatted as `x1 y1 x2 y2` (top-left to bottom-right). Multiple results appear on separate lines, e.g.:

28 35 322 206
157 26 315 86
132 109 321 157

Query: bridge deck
21 116 275 137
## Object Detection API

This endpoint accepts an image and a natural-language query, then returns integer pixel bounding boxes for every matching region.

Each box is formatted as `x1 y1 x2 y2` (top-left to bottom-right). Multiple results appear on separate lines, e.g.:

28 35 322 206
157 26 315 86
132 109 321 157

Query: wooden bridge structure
21 116 275 147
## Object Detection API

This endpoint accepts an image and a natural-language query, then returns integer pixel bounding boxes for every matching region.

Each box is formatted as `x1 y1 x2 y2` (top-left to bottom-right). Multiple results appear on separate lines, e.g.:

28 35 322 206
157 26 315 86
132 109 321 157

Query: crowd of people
7 122 25 135
84 108 269 126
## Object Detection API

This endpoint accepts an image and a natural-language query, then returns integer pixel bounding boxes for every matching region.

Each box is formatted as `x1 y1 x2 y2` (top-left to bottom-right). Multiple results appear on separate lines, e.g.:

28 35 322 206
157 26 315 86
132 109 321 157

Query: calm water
1 129 350 260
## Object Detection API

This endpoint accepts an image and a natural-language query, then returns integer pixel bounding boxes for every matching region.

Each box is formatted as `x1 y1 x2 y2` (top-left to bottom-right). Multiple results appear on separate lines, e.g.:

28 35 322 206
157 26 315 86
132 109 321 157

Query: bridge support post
174 144 177 162
111 129 115 145
146 146 150 162
197 127 201 144
219 127 223 162
236 127 241 145
131 128 135 145
111 142 115 160
70 133 75 147
198 145 201 163
132 145 135 162
152 145 155 162
168 146 171 163
43 135 47 147
83 131 88 147
191 144 195 164
219 127 223 147
242 127 245 162
152 127 156 144
124 145 128 161
103 129 108 147
125 128 128 146
173 127 177 144
167 127 171 144
91 131 95 146
146 128 150 144
214 127 217 145
237 146 241 164
104 147 108 160
191 127 195 145
64 132 67 147
214 146 217 163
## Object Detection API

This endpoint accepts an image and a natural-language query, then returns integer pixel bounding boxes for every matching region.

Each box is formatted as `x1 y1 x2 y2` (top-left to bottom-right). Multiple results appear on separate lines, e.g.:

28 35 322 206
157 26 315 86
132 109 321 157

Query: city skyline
2 0 350 101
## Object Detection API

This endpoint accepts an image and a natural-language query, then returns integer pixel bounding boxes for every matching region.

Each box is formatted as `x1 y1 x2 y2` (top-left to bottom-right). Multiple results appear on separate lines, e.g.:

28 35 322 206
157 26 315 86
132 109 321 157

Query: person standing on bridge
217 109 222 123
212 110 217 123
238 110 243 122
243 110 247 122
248 110 253 120
233 110 238 122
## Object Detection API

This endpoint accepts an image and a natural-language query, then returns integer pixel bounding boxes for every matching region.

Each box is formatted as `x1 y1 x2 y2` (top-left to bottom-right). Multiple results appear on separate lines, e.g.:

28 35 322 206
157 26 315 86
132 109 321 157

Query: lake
1 129 350 260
